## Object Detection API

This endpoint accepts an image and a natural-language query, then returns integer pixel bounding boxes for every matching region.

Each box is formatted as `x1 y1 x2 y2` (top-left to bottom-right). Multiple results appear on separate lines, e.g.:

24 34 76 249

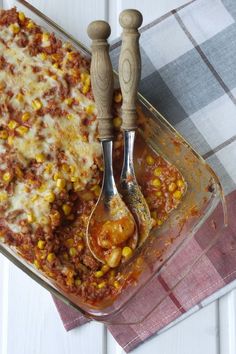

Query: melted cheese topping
0 20 102 233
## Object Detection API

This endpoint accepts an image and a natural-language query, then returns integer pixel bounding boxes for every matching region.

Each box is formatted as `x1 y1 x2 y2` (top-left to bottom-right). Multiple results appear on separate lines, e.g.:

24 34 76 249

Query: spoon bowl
86 141 138 266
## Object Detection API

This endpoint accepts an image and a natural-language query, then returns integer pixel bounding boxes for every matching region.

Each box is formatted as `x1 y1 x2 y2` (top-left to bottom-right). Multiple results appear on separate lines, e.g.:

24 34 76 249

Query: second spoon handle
87 21 114 140
119 9 143 131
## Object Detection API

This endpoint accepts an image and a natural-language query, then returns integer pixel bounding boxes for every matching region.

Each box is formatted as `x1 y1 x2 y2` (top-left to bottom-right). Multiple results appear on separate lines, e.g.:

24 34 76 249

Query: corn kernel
151 211 157 219
65 239 74 247
22 112 30 122
32 98 42 111
67 52 75 61
173 190 182 200
7 136 14 145
44 192 55 203
42 32 50 42
101 265 110 274
18 12 25 22
114 92 122 103
52 63 58 69
62 204 71 215
27 212 35 223
16 93 24 103
44 163 52 173
79 190 94 201
107 248 122 268
15 167 22 179
8 120 18 130
66 113 74 120
157 219 163 226
69 247 77 257
2 172 12 182
152 178 161 187
113 280 120 289
177 179 184 188
9 23 20 34
70 176 77 182
113 117 122 128
66 277 74 286
56 178 66 189
168 182 177 193
61 163 69 173
90 184 101 197
0 192 8 201
69 165 75 174
80 72 88 81
34 259 40 269
37 240 46 250
51 75 57 80
85 76 91 87
154 167 162 176
39 53 47 61
38 183 46 192
64 97 73 106
35 153 45 163
53 172 61 181
31 194 38 202
16 125 29 136
77 241 84 252
95 271 104 278
75 277 82 287
156 191 162 197
0 130 8 139
82 85 89 94
85 105 94 115
122 246 133 259
26 21 35 29
109 270 115 279
98 282 106 289
47 252 56 262
94 185 101 197
146 155 154 165
41 216 49 225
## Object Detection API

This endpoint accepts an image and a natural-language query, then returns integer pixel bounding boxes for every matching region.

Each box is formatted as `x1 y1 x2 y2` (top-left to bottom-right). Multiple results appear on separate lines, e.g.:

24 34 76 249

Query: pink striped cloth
53 0 236 351
54 191 236 352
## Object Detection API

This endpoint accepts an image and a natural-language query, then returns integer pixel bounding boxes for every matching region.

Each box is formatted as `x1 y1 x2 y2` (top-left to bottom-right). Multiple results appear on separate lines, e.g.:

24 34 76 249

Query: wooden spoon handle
119 9 143 131
87 21 114 140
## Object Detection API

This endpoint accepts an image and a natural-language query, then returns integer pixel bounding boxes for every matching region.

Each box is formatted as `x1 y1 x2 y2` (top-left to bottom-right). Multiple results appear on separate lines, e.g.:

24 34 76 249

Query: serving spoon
119 10 152 245
86 21 138 266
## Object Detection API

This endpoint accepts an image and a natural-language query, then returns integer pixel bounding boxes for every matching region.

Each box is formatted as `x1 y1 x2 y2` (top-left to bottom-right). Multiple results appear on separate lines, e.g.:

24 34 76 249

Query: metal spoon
119 10 152 245
86 21 138 266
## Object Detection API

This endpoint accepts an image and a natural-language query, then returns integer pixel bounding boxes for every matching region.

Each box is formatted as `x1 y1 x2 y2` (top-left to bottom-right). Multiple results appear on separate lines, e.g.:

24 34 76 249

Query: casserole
0 0 227 324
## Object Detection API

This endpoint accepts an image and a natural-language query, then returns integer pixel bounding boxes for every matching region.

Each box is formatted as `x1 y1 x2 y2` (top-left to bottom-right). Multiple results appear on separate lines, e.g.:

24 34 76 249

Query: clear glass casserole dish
0 0 227 324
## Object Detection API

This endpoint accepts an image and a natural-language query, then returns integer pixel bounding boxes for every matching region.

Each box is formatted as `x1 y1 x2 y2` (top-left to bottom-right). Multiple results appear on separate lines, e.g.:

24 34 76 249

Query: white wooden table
1 1 236 353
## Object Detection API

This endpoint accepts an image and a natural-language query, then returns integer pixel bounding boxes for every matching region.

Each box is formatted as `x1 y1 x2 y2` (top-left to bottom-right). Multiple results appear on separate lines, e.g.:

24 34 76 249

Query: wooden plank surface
107 302 219 354
0 254 105 354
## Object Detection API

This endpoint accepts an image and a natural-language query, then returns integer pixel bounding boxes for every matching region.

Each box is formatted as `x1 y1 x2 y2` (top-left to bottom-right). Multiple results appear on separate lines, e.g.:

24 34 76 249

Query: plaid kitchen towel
54 0 236 351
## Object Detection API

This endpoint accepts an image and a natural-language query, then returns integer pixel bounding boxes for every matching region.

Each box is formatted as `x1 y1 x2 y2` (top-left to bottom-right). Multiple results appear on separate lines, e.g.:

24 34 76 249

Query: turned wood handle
119 9 143 131
87 21 114 140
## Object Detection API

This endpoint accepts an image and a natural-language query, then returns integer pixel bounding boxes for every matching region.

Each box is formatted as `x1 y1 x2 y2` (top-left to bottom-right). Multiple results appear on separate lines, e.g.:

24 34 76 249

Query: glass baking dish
0 0 227 324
